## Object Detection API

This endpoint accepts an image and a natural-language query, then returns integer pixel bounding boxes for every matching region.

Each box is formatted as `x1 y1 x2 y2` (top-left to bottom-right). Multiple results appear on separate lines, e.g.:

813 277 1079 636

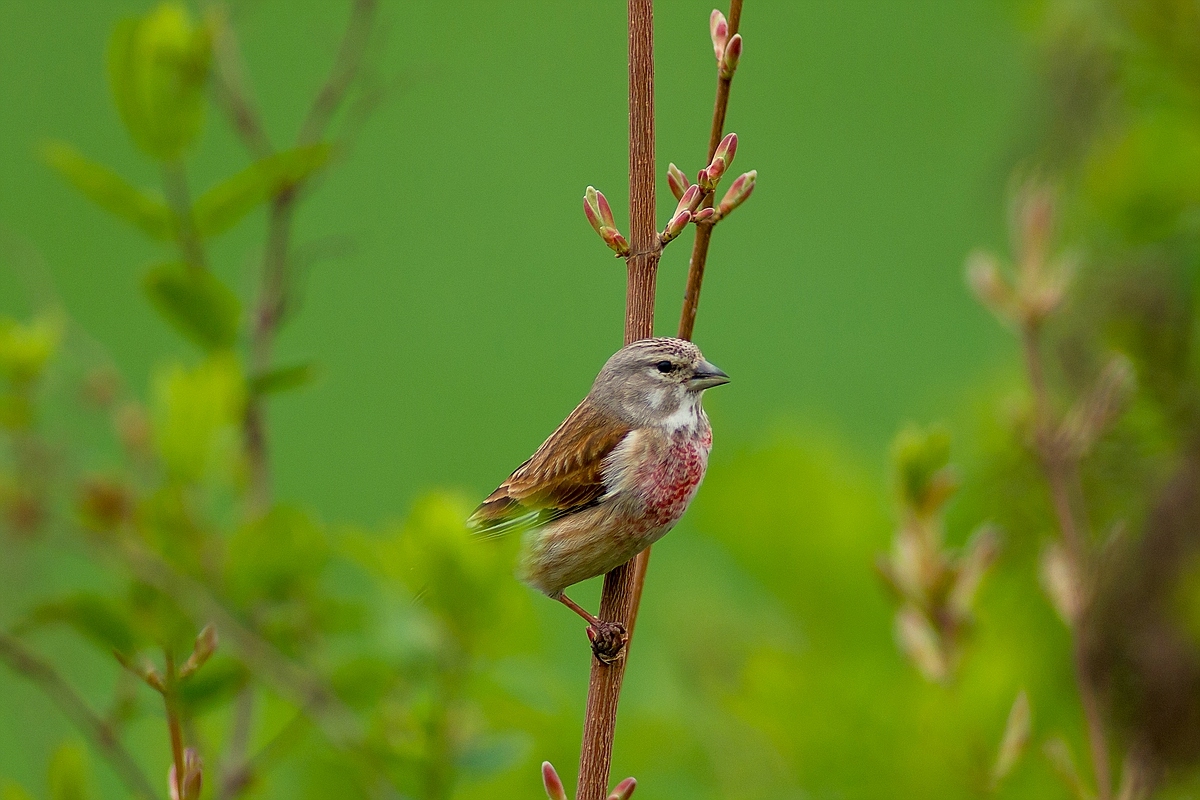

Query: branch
239 0 378 510
0 632 160 800
576 2 659 799
678 0 744 341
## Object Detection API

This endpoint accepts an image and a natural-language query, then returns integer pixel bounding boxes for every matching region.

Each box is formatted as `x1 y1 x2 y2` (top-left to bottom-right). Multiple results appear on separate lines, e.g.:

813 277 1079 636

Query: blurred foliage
5 1 1200 800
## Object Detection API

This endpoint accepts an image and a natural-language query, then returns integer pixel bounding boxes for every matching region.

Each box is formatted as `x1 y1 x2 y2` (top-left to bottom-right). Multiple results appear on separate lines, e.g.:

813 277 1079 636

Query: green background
0 1 1041 797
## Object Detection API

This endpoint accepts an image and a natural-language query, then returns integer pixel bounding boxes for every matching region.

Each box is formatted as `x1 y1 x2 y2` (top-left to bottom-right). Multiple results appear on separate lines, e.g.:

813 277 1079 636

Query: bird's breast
610 425 712 528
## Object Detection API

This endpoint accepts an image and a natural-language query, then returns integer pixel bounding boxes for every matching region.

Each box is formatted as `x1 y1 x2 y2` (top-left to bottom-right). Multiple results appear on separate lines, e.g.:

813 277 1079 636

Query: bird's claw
586 621 628 664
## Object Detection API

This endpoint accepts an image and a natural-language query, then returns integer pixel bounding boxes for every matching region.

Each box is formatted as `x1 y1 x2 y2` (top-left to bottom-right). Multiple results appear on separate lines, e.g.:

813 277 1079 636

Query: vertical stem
1020 321 1112 800
164 652 186 800
161 161 207 271
577 1 659 798
678 0 743 342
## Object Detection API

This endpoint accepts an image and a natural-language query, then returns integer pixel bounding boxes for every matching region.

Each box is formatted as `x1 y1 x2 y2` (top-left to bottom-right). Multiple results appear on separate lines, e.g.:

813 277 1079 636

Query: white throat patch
659 392 704 433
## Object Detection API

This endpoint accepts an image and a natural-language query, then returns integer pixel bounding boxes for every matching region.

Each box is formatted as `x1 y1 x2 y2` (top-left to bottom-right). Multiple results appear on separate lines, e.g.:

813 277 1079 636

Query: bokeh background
4 0 1200 798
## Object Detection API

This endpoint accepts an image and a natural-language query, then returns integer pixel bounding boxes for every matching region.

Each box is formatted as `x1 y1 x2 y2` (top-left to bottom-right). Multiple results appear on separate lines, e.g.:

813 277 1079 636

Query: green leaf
25 593 141 655
193 144 333 237
0 313 64 386
249 362 320 396
48 743 89 800
143 263 240 350
41 142 176 240
151 355 245 483
2 784 36 800
107 3 211 161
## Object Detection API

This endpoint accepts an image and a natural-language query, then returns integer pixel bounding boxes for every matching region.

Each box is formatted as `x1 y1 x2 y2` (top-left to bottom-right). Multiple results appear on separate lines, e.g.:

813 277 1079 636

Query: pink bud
667 163 691 202
713 132 738 168
596 189 616 228
705 155 728 185
717 169 756 216
695 167 710 188
710 10 729 62
693 207 715 223
675 184 703 217
720 33 742 79
542 762 568 800
583 186 604 235
600 226 630 256
170 749 203 800
609 777 637 800
660 210 692 243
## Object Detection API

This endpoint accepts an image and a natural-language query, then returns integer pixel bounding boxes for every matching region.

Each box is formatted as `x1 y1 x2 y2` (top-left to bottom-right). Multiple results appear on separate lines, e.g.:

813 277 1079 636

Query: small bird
468 337 729 628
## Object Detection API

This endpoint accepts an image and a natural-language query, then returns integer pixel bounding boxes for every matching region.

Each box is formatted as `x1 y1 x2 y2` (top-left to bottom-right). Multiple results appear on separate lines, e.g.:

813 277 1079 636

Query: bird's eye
656 360 675 373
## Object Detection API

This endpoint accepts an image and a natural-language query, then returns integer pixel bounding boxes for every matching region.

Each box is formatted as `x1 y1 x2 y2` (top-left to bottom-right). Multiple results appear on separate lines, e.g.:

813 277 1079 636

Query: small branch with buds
967 179 1135 800
571 2 756 799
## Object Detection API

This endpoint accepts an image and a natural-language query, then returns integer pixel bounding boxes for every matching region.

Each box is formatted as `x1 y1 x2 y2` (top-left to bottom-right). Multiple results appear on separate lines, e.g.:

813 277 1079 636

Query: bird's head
591 337 729 427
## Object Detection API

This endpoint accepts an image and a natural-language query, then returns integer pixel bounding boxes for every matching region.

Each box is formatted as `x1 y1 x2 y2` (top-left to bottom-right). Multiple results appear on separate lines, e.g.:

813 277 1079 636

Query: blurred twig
0 632 159 800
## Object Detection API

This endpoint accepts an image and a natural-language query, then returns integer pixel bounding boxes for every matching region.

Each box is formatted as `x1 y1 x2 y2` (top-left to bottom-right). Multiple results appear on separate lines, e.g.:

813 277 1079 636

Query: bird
468 336 729 629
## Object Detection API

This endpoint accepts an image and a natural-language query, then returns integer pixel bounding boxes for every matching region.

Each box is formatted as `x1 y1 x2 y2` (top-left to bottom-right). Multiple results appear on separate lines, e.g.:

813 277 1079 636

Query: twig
0 632 160 800
1020 320 1112 800
163 652 187 800
678 0 744 342
229 0 378 510
576 2 660 799
161 161 207 271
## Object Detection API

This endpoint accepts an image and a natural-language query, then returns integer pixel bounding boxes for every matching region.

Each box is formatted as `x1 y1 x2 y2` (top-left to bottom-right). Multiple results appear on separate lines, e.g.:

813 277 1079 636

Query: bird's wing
468 400 632 539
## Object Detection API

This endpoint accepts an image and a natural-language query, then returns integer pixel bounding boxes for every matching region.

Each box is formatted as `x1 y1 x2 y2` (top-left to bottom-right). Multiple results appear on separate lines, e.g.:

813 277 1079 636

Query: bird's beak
688 359 730 390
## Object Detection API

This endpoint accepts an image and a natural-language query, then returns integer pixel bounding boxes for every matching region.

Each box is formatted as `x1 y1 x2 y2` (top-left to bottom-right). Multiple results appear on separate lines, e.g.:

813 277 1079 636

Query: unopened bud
717 170 756 217
599 226 630 257
114 651 166 692
703 156 727 187
896 606 948 683
1040 541 1082 625
710 9 729 62
693 207 715 224
965 250 1015 322
720 33 743 79
667 163 691 201
675 184 703 217
180 624 218 678
949 524 1000 617
542 762 568 800
989 691 1031 789
170 748 202 800
713 132 738 169
609 777 637 800
583 186 606 234
660 210 692 244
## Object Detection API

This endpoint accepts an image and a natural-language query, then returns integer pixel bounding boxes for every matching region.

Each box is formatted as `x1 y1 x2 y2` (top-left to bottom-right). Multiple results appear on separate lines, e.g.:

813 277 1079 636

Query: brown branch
163 652 187 800
1020 320 1112 800
0 632 160 800
576 2 660 799
678 0 743 342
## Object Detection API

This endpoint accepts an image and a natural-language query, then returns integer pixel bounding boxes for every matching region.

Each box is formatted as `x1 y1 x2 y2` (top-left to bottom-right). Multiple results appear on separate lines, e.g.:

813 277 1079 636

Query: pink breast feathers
640 430 712 528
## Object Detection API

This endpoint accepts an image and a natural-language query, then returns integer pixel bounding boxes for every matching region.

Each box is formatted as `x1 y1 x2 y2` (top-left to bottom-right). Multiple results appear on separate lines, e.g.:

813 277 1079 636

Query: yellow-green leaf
143 263 241 351
48 744 89 800
249 362 320 396
41 141 175 240
107 3 211 161
193 143 333 237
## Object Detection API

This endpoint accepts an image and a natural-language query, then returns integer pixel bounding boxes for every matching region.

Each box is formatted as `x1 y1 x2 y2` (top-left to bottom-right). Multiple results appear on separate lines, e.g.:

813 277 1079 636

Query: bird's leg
557 593 601 625
556 593 628 664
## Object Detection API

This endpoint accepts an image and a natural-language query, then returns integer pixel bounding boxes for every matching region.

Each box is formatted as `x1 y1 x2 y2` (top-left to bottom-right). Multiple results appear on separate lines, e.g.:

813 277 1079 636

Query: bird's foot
586 620 628 664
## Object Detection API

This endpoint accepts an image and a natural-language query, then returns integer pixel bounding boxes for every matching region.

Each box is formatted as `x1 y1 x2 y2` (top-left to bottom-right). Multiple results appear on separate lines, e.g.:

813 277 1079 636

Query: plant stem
161 161 207 271
678 0 743 342
229 0 377 511
163 652 187 800
1020 321 1112 800
576 2 659 799
0 632 159 800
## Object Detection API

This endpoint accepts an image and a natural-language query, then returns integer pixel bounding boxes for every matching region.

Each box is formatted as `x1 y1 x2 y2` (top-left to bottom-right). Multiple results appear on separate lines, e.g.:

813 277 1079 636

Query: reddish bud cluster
583 186 630 257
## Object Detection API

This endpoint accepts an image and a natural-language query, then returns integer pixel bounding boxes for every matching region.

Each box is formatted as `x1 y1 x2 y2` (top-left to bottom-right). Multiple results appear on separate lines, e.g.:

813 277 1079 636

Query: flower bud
895 606 948 683
720 33 743 79
609 777 637 800
965 250 1015 322
180 623 218 678
660 210 692 244
1040 541 1082 626
693 207 715 223
600 226 630 257
675 184 703 217
717 170 756 216
542 762 568 800
710 9 729 62
583 186 604 235
713 132 738 169
667 162 691 201
170 748 203 800
990 691 1031 789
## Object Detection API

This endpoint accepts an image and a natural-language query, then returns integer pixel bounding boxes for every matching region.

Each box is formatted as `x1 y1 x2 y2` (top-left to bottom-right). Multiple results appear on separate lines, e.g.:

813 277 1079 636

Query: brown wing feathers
469 400 630 536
